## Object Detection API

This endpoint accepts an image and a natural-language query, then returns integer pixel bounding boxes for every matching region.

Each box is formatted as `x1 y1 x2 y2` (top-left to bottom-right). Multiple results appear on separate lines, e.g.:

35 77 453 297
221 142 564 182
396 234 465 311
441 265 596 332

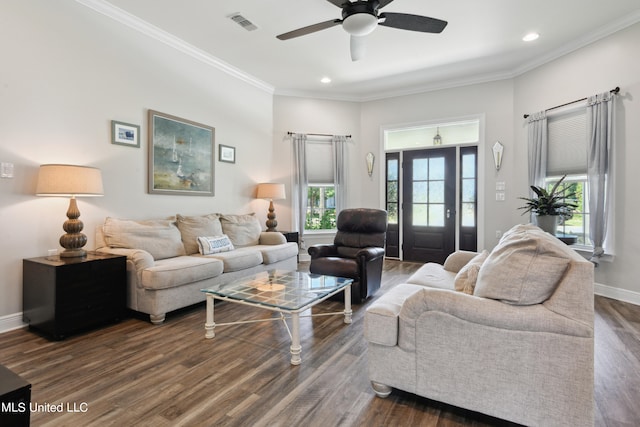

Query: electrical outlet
496 230 502 239
496 192 505 201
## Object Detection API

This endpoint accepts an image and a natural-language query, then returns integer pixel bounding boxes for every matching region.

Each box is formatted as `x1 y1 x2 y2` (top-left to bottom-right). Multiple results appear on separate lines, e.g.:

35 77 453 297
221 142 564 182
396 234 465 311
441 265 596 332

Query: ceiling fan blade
325 0 350 7
350 35 367 62
379 12 448 33
377 0 396 9
277 19 342 40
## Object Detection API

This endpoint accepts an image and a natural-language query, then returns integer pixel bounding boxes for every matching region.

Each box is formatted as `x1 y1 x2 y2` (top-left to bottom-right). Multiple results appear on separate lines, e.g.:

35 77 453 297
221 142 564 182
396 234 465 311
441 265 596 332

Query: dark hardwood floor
1 260 639 426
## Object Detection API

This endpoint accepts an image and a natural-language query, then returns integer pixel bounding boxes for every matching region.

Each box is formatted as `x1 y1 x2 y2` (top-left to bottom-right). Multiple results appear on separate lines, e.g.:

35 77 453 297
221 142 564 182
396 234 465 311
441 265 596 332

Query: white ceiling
85 0 640 101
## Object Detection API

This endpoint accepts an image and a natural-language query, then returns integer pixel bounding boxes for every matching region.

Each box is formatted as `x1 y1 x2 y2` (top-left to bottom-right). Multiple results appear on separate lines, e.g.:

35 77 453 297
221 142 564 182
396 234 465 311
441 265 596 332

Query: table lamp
256 183 286 232
36 164 104 258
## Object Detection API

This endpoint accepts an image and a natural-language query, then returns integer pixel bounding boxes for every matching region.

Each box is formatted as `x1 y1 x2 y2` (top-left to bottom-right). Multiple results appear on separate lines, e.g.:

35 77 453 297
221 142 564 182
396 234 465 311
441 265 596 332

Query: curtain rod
287 131 352 138
523 86 619 119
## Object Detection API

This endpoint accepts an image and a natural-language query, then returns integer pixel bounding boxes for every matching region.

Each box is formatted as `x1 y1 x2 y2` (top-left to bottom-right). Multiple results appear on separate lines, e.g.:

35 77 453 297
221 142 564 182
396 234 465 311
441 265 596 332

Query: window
386 155 399 224
546 109 589 243
305 185 336 230
546 175 589 245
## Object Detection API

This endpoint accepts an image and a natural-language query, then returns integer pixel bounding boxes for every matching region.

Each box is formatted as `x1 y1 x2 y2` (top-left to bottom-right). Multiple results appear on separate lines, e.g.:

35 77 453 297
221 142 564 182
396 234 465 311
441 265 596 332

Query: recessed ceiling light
523 32 540 42
320 77 332 84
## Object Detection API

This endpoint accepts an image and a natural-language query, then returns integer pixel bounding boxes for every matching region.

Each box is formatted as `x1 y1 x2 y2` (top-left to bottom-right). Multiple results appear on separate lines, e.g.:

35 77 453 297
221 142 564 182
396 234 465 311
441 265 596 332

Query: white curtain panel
292 133 308 243
587 91 615 264
527 111 548 191
332 135 347 215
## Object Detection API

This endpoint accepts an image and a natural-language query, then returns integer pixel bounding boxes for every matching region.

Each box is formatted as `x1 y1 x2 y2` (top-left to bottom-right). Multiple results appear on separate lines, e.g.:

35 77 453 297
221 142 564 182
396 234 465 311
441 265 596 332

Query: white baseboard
0 312 27 334
595 282 640 306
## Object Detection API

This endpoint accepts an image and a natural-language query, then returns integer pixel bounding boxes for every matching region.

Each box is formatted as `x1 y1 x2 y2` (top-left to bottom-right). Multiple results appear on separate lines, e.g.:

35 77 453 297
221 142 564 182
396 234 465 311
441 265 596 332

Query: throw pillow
176 213 223 255
102 217 186 260
197 235 235 255
220 213 262 247
454 250 488 294
474 224 570 305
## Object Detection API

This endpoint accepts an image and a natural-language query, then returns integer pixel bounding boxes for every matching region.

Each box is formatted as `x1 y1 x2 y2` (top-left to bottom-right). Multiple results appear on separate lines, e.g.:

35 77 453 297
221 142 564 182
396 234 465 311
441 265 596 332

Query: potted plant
518 175 578 234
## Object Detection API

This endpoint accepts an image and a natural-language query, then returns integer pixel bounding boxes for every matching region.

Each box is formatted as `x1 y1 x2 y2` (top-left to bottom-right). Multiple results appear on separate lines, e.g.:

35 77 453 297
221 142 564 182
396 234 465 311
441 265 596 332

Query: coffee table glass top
201 270 353 311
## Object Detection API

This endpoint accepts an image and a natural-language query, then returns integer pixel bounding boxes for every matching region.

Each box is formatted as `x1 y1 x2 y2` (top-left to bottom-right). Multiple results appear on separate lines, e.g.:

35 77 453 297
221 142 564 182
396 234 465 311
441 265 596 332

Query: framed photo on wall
111 120 140 148
148 110 215 196
219 144 236 163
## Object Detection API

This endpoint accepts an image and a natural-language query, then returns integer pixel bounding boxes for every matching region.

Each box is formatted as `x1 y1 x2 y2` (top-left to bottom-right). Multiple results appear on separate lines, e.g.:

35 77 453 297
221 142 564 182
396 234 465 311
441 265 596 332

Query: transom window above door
384 119 480 150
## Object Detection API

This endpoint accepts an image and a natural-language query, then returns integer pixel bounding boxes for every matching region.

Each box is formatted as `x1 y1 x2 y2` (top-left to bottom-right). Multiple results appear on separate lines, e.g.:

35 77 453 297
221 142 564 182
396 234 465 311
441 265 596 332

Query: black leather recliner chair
308 208 388 303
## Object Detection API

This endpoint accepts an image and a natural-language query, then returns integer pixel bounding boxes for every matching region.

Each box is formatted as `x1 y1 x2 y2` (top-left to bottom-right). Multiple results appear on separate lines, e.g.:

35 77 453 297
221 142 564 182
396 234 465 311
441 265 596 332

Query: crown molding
75 0 274 94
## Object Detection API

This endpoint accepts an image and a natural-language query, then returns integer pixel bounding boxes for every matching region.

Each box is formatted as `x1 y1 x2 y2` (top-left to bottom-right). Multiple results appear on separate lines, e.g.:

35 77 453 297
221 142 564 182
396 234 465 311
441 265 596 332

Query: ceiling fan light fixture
342 13 378 36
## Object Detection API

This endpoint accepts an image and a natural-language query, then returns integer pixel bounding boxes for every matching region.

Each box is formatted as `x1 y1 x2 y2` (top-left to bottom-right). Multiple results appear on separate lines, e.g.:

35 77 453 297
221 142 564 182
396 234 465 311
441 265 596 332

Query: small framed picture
219 144 236 163
111 120 140 148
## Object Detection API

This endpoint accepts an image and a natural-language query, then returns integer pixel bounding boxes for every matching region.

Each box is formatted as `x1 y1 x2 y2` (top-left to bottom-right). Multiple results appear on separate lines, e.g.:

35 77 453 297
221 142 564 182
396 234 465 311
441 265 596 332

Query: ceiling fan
276 0 447 61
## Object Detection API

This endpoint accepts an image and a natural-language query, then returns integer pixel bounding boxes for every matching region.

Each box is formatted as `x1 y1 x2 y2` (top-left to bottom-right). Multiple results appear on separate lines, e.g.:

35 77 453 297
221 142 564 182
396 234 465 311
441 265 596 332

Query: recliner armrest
308 244 338 259
356 247 385 262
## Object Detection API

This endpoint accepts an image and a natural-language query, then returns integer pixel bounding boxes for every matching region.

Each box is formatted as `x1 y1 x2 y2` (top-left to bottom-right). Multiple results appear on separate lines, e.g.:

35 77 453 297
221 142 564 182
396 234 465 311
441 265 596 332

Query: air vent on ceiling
228 13 258 31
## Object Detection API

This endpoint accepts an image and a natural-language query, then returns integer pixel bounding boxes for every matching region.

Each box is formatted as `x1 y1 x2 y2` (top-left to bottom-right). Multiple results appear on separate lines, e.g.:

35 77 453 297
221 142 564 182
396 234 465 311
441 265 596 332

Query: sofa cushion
204 247 263 272
255 243 299 265
197 235 235 255
220 213 262 247
474 224 570 305
454 250 488 294
102 217 186 260
176 213 223 255
405 263 456 290
140 256 224 290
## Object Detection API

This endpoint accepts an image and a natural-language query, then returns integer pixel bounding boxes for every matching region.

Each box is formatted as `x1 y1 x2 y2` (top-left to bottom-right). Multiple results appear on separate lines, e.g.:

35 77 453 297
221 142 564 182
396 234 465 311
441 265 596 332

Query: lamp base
59 197 88 258
60 248 87 258
265 199 278 232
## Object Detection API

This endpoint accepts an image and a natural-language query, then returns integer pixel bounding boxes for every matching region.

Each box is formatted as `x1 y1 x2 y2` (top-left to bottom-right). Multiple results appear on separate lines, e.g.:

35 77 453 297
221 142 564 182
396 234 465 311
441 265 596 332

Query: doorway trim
379 114 486 260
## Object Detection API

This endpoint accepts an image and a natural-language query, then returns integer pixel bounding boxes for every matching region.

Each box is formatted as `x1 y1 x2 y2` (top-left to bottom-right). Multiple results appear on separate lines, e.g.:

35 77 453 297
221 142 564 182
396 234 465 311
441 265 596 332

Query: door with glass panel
402 148 456 263
385 152 400 257
459 146 478 251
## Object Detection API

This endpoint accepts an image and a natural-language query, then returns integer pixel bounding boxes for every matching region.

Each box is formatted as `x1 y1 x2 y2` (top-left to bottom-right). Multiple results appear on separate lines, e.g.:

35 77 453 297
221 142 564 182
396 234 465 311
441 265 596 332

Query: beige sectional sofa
95 213 298 324
365 224 594 427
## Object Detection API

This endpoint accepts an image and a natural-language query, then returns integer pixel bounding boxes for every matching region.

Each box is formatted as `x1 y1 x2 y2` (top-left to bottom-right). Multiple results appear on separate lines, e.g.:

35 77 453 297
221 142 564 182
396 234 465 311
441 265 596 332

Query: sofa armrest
442 250 480 272
401 287 593 338
96 247 154 272
259 231 286 245
308 244 338 259
356 247 385 262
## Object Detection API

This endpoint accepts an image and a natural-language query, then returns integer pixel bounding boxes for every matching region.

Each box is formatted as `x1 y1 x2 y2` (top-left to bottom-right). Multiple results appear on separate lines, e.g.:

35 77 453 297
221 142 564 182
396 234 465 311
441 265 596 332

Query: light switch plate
0 162 14 178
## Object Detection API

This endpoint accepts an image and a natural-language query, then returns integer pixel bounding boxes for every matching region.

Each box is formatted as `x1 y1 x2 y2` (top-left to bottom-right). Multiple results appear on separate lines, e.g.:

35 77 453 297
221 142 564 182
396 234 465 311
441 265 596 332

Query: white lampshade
256 183 286 200
36 164 104 197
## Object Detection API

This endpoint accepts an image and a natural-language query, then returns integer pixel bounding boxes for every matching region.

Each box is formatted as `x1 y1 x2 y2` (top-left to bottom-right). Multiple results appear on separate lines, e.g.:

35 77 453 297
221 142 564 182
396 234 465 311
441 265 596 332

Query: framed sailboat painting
148 110 215 196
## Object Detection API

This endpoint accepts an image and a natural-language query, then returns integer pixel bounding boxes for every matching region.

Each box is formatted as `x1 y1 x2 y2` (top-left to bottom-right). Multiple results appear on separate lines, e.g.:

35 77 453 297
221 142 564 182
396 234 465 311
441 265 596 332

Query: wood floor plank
1 260 639 426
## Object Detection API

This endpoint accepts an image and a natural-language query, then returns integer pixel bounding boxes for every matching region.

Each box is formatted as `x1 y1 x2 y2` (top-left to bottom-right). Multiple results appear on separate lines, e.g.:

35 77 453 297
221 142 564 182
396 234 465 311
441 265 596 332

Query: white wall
0 1 274 322
513 23 640 300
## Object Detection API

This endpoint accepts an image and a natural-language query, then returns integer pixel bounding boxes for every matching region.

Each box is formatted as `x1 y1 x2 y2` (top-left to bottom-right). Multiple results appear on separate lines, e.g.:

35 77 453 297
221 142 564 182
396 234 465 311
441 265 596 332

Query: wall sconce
366 152 375 177
492 141 504 171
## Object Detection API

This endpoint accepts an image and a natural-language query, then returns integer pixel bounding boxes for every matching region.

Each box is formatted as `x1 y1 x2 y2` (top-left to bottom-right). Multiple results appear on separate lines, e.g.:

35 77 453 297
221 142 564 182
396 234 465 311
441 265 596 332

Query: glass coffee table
201 270 353 365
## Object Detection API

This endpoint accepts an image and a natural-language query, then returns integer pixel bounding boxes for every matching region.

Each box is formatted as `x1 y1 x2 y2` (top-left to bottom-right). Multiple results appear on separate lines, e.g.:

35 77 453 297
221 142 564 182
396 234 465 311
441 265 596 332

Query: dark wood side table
23 252 127 340
0 364 31 426
279 231 300 262
556 233 578 245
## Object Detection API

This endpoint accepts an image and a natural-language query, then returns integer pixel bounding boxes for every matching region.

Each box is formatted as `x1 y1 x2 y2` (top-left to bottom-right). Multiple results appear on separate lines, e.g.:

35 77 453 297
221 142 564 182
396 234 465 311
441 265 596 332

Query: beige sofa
96 213 298 324
365 224 594 426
